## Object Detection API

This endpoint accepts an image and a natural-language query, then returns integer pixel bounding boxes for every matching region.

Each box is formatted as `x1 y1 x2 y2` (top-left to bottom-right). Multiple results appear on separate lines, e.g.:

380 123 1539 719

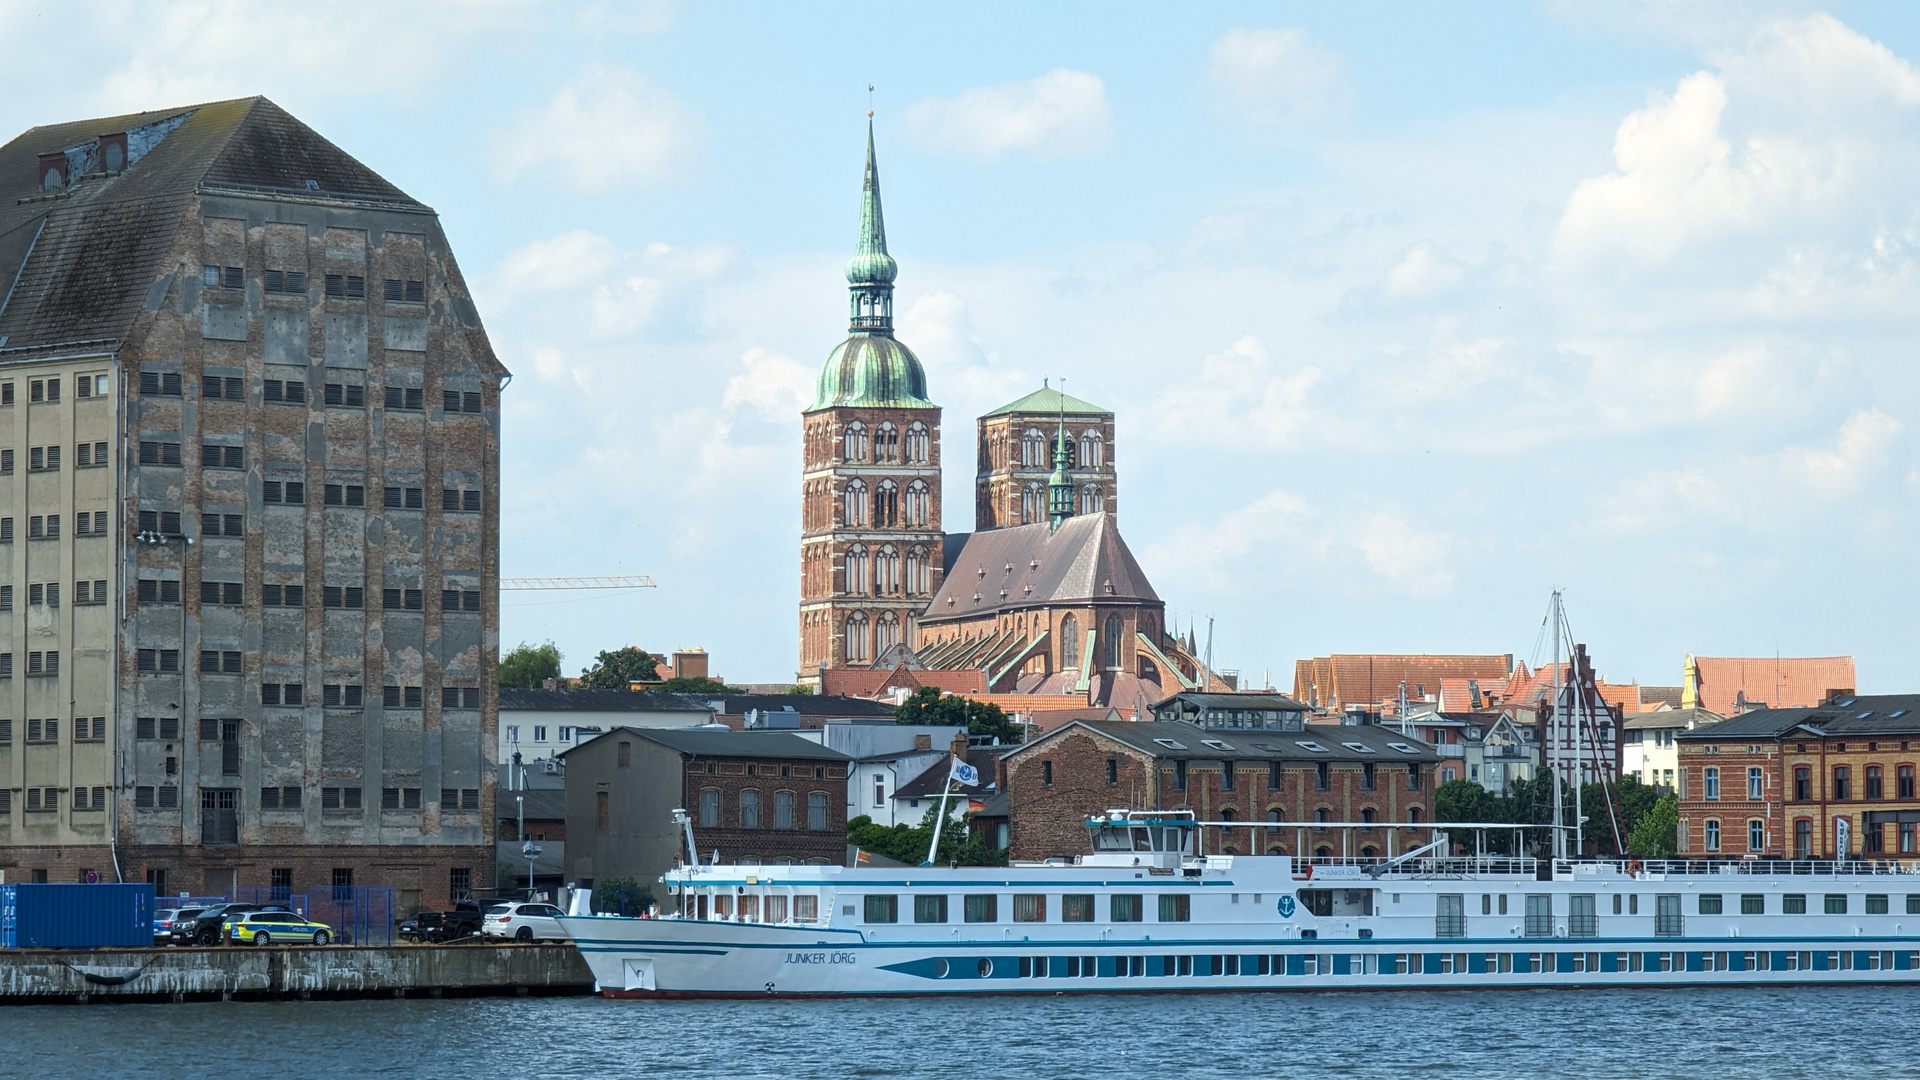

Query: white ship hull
559 850 1920 998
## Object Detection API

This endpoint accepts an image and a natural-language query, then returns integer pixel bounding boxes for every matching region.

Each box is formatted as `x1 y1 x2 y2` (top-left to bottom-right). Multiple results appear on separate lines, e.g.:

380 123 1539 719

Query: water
7 987 1914 1077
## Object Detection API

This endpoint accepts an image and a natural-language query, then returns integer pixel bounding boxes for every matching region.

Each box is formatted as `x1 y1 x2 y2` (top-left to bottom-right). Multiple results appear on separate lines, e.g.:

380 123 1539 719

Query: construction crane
499 576 657 590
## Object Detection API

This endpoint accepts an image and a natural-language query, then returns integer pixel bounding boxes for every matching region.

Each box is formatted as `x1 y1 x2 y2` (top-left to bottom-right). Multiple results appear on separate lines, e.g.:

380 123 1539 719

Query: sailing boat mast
1549 590 1565 860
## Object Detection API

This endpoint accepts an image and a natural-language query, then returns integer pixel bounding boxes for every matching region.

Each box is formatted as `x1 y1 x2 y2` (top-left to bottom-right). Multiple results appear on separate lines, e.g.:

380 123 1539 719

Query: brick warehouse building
0 99 503 907
563 729 850 894
999 712 1440 862
1675 694 1920 860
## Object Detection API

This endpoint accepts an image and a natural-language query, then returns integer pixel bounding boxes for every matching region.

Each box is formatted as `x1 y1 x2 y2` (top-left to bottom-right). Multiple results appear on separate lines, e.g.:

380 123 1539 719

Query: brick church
798 125 1220 710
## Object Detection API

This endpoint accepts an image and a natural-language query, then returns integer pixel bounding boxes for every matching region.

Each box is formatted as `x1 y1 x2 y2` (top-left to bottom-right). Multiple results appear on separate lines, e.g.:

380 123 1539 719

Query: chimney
914 734 931 751
951 730 969 760
36 152 68 192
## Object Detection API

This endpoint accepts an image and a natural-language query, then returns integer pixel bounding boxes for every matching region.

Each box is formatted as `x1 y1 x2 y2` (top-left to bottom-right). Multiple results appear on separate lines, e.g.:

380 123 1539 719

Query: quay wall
0 944 593 1003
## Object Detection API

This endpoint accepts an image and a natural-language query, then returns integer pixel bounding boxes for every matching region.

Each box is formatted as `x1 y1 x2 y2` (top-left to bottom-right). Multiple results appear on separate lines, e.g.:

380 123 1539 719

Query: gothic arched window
1079 484 1104 515
843 421 868 463
1104 614 1124 670
906 422 929 463
875 422 899 463
1022 428 1045 468
905 480 930 528
1020 482 1042 525
847 544 870 596
874 479 898 528
876 545 899 595
876 612 900 655
906 545 930 596
1060 614 1080 669
1079 430 1105 469
845 612 870 663
844 479 868 527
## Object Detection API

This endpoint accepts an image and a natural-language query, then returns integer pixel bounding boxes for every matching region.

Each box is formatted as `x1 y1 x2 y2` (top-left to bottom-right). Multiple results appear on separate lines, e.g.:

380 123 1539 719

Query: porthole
977 957 993 978
933 958 950 978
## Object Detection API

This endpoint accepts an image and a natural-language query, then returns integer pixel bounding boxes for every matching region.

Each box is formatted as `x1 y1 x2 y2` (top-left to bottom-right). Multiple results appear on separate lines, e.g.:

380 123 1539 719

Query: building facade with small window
0 98 504 908
1674 695 1920 860
999 719 1439 862
499 688 715 772
1623 708 1723 792
562 728 850 892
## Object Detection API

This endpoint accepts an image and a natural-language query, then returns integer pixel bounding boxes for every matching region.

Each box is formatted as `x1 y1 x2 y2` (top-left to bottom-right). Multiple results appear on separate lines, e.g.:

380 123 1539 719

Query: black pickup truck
397 907 484 944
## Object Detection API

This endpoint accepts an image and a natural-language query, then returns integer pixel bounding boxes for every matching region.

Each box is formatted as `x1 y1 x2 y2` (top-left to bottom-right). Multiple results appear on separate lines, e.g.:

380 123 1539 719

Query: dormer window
1295 741 1327 753
1342 742 1376 754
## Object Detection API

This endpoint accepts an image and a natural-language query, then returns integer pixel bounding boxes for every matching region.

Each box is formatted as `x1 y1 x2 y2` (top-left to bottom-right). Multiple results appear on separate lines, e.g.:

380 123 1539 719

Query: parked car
225 910 333 947
481 902 568 942
398 909 484 944
153 907 204 945
172 903 288 946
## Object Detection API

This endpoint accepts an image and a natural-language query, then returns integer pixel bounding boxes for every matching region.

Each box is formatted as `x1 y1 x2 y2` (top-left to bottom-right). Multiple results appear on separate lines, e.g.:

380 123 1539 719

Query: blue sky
6 1 1920 692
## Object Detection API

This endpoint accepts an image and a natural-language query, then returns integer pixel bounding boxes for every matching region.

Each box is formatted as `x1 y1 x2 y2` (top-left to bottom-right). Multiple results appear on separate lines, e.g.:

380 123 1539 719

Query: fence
230 886 395 946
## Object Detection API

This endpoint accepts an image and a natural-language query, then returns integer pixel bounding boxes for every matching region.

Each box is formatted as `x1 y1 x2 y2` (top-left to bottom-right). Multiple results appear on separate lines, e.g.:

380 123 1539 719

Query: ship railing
1628 857 1919 877
1295 855 1539 879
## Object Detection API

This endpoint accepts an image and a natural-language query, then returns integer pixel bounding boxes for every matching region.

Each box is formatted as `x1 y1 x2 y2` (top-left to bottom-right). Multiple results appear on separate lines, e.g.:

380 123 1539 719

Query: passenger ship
557 809 1920 997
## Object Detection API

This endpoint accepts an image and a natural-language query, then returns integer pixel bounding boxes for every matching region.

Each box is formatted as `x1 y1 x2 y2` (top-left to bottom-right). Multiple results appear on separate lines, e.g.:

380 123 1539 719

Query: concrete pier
0 944 595 1004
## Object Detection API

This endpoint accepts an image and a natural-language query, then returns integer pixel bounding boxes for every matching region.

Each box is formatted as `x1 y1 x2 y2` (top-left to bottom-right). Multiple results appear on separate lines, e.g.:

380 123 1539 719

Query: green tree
1628 793 1680 857
499 641 563 689
1435 779 1487 823
787 684 815 695
655 676 746 694
893 686 1022 744
847 804 1007 868
580 646 658 689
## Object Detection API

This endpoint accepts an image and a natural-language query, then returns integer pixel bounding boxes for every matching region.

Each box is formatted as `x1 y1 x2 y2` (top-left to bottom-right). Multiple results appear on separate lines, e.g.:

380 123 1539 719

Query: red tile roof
819 666 988 700
1293 654 1513 709
1690 656 1856 715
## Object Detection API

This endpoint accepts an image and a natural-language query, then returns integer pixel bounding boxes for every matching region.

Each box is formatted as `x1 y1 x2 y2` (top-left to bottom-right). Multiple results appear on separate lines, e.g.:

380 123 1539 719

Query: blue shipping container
0 883 156 948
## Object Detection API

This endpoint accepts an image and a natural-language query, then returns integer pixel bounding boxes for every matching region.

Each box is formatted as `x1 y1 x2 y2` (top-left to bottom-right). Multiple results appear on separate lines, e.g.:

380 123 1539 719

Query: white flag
949 757 979 787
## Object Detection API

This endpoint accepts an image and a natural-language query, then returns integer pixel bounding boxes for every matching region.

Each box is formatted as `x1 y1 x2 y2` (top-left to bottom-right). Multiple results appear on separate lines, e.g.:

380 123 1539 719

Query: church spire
845 117 898 334
1048 416 1074 531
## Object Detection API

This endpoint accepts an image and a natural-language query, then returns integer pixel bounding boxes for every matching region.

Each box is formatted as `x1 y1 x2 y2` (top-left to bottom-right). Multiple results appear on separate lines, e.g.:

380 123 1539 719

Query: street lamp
522 839 543 902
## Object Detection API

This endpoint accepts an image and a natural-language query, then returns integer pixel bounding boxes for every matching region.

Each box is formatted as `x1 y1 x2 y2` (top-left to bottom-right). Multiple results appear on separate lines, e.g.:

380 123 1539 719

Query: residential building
794 721 964 827
891 738 999 828
701 693 896 730
562 728 850 891
0 98 503 906
1674 694 1920 860
999 717 1439 862
1462 713 1536 795
1682 654 1856 715
974 384 1116 530
1293 655 1512 712
1622 708 1723 792
797 124 944 674
499 688 715 772
1152 691 1307 730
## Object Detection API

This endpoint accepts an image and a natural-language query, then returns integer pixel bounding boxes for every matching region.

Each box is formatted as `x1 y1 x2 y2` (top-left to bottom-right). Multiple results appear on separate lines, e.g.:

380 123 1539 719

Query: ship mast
1549 590 1563 859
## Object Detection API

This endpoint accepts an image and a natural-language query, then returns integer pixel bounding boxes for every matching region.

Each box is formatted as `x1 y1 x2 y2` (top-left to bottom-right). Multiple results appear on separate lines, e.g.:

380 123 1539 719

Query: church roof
0 97 424 351
983 386 1109 418
922 512 1158 623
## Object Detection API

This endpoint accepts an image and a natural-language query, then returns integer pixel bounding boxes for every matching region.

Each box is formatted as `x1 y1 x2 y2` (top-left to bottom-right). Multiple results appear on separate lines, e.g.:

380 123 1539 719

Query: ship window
1062 894 1095 923
1110 894 1143 922
1826 894 1848 915
1012 894 1046 923
1699 894 1722 915
913 895 948 923
863 895 898 924
1867 894 1889 915
794 895 818 922
1784 894 1807 914
963 895 997 923
1741 894 1764 915
1158 894 1191 922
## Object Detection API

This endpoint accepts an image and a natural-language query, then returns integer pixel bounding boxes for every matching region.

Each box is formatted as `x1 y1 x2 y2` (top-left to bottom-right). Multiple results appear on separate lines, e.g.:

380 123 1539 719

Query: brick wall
1680 734 1920 859
682 757 848 866
1006 731 1156 860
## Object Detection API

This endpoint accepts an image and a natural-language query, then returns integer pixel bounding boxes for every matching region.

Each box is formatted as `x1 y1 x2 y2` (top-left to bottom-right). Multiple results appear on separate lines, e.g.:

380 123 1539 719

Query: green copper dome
812 334 934 410
809 120 935 412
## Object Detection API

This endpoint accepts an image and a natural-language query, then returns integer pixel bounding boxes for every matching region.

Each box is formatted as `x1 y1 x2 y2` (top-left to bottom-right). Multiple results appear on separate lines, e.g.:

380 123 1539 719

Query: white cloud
1151 336 1320 450
723 348 815 421
494 64 699 190
904 69 1112 162
1553 15 1920 284
1381 244 1465 301
1206 27 1352 129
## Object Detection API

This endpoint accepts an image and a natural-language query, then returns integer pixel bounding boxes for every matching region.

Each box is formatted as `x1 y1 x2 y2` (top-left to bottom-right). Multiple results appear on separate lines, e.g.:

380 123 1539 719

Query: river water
9 986 1909 1077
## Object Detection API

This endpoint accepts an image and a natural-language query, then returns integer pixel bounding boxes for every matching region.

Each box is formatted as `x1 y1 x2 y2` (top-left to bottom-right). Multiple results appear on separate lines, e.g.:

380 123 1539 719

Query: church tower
798 123 944 679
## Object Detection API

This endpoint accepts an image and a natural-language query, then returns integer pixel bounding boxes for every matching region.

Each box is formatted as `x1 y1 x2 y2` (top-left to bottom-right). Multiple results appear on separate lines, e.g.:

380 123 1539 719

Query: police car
224 910 334 946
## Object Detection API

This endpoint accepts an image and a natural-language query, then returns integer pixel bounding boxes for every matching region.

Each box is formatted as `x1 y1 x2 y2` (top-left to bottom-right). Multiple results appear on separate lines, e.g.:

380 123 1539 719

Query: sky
5 1 1920 690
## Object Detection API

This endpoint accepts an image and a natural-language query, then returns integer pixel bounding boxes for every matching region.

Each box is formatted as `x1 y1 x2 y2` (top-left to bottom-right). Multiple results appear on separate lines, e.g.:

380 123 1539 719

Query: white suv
482 902 568 942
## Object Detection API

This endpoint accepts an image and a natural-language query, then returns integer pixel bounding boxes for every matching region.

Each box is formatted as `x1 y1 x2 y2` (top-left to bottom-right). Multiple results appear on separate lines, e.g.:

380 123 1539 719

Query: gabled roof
0 97 422 351
499 688 711 713
1622 708 1724 732
699 694 896 718
982 385 1109 418
923 512 1157 621
893 747 1002 799
1292 654 1512 709
1678 694 1920 740
562 726 850 761
1009 719 1439 764
820 666 988 699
